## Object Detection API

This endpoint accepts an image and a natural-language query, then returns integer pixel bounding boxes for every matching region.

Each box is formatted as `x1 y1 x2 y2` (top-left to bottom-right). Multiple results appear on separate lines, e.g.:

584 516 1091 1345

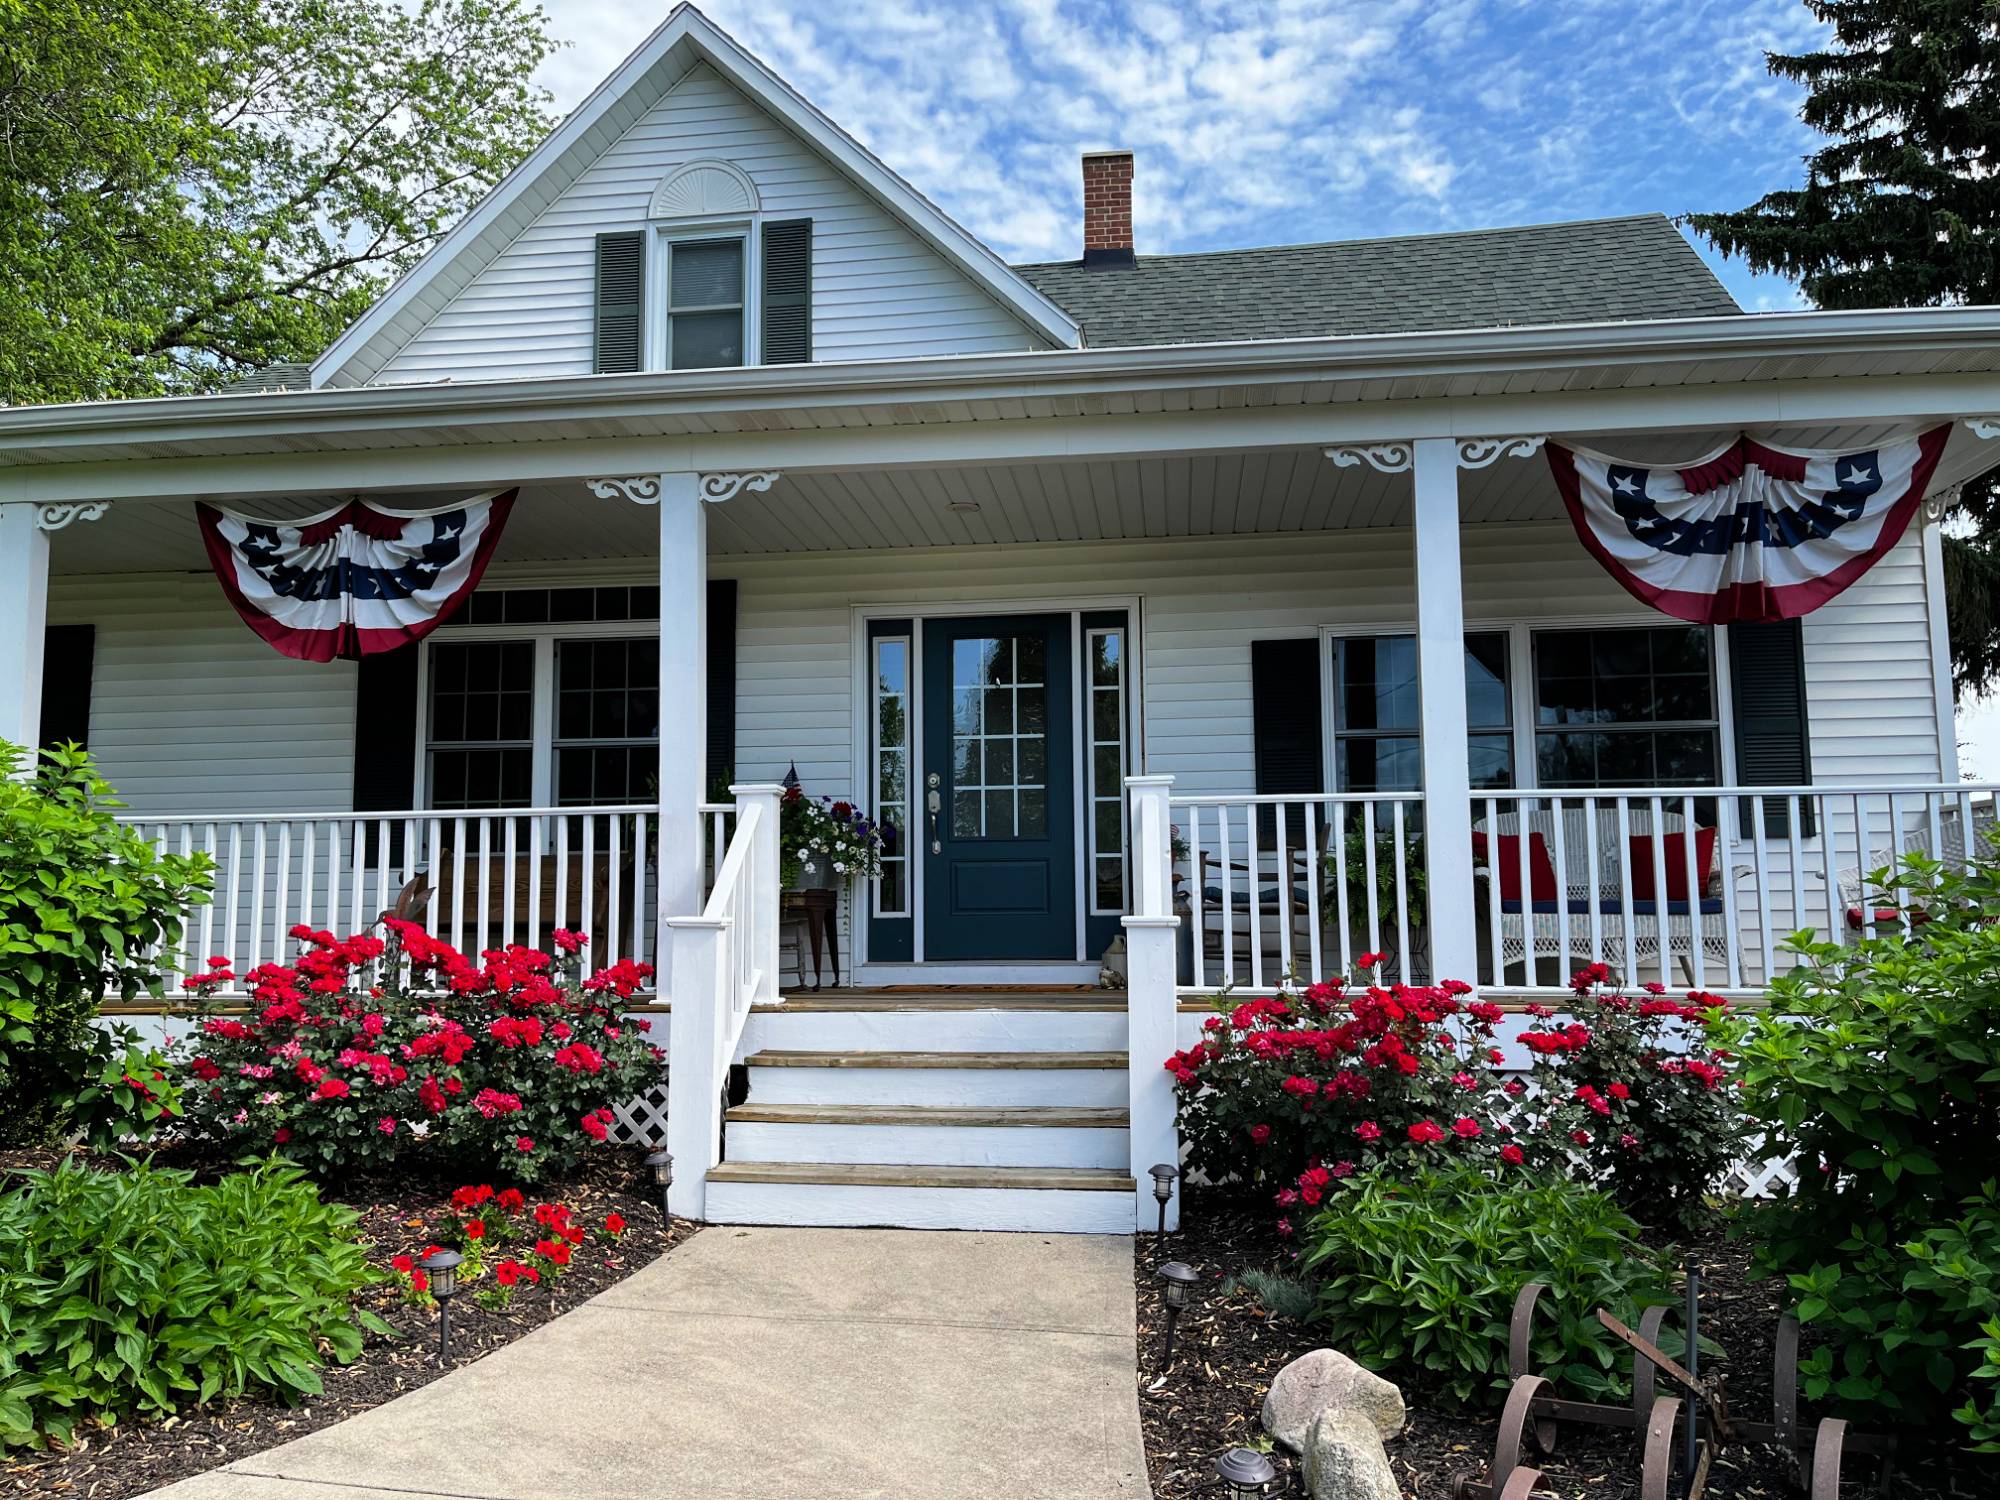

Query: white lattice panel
609 1082 671 1146
1725 1139 1803 1199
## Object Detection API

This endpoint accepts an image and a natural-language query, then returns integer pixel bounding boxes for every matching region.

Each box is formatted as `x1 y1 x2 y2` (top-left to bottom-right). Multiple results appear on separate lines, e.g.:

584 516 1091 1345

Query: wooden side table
781 887 841 990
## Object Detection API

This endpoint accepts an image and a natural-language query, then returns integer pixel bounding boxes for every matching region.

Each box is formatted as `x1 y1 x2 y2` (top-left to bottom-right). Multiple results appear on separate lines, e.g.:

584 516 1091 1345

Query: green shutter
1729 619 1814 839
760 219 811 364
594 232 645 374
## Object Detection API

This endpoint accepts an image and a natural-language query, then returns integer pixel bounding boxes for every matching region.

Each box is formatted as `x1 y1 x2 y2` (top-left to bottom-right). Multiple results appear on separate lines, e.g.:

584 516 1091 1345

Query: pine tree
1687 1 2000 697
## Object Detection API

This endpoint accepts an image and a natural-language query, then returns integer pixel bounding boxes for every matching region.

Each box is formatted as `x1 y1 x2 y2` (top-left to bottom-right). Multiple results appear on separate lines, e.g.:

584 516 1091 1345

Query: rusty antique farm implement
1455 1270 1898 1500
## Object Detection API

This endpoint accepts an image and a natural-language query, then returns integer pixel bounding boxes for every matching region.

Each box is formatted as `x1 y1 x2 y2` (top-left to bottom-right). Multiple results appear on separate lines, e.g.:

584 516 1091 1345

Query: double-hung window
422 587 663 810
666 237 745 370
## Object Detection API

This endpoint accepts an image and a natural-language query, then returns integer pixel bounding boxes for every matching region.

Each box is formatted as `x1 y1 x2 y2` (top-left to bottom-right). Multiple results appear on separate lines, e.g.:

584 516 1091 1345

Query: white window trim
645 216 761 372
414 618 658 810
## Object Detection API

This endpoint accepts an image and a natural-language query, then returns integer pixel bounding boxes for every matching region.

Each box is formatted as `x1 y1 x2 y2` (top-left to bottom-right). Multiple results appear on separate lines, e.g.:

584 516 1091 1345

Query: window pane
670 310 743 369
1469 734 1514 790
670 240 743 307
1338 636 1418 732
1341 736 1421 792
1091 632 1121 687
1465 632 1510 729
877 639 908 696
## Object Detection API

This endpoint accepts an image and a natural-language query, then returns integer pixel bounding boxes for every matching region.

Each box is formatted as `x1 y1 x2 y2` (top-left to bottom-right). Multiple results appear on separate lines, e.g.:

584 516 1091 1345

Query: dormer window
667 236 746 369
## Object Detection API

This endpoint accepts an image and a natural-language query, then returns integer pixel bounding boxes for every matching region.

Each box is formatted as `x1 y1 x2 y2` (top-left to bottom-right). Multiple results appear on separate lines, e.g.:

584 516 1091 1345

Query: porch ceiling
44 421 2000 574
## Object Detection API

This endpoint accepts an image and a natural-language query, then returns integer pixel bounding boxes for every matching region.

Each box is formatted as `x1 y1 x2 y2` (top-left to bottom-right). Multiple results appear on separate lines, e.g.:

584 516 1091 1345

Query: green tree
1686 3 2000 697
0 0 558 406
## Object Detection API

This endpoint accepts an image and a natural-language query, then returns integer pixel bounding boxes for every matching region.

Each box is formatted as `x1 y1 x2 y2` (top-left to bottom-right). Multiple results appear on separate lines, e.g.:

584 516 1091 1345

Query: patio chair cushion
1471 831 1558 902
1626 827 1718 901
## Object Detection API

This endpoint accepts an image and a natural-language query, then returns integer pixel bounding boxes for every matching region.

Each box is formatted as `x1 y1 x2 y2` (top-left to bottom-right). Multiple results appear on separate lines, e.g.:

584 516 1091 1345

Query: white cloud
529 0 1828 300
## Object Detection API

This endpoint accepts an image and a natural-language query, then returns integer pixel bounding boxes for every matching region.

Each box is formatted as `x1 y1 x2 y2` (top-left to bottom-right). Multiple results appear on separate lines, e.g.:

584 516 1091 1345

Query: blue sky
538 0 1831 311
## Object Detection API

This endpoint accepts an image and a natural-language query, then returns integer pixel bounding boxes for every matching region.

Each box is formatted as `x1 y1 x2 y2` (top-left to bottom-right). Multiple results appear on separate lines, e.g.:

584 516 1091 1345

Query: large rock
1302 1407 1402 1500
1261 1348 1405 1452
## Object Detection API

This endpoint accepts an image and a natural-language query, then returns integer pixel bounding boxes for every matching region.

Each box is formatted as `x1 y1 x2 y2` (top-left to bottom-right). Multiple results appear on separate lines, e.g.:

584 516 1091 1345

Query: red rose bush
173 923 662 1182
1168 962 1523 1222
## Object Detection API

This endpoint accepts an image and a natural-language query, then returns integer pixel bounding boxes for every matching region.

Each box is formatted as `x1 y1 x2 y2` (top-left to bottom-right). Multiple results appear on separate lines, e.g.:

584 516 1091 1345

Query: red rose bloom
1407 1120 1447 1145
1500 1144 1526 1165
1249 1124 1271 1144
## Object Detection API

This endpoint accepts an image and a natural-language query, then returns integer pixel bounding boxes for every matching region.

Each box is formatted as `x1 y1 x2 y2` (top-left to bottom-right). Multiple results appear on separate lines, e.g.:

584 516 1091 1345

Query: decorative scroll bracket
1925 481 1963 525
583 475 664 505
35 502 109 532
583 471 782 505
1457 435 1547 469
697 470 781 504
1323 442 1413 475
1963 417 2000 441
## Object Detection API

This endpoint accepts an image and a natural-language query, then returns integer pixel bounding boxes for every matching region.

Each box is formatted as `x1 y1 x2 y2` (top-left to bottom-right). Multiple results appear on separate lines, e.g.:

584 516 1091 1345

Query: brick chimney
1081 149 1134 268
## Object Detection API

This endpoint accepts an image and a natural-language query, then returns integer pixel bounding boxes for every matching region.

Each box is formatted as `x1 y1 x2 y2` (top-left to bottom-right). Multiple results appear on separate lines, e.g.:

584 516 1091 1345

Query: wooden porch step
743 1049 1127 1069
754 993 1123 1012
725 1103 1128 1128
706 1161 1136 1192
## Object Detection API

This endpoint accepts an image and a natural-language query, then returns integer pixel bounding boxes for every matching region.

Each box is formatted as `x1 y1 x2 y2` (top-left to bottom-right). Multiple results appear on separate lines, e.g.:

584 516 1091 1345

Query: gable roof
311 3 1078 387
1015 215 1740 348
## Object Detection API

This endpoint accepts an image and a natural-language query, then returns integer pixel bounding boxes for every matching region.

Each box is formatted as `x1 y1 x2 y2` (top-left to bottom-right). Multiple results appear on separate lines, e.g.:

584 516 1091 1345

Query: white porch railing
115 806 662 992
697 801 736 898
1168 790 1429 990
1473 783 2000 994
664 783 782 1220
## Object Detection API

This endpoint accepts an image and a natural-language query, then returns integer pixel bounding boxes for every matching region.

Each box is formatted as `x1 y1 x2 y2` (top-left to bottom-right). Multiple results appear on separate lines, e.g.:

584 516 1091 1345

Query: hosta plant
1516 967 1748 1234
0 1158 382 1445
1298 1167 1671 1407
174 923 661 1182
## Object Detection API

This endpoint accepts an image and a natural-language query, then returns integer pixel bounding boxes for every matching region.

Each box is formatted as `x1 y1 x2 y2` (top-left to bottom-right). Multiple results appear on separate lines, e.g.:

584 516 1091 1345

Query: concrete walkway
148 1227 1150 1500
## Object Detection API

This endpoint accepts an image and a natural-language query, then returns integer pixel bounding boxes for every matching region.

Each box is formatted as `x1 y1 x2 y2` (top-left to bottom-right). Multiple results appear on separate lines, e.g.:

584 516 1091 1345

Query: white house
4 4 1998 1232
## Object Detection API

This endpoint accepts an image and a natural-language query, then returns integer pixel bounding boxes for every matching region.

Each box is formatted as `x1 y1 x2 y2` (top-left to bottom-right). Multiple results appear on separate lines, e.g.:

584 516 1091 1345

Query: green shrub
1297 1167 1669 1406
1715 852 2000 1438
0 1158 383 1444
0 742 211 1146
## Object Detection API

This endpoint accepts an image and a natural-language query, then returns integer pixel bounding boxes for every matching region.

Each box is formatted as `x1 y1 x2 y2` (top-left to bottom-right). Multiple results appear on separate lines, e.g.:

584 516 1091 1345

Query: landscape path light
1148 1162 1178 1238
645 1148 674 1221
1155 1260 1199 1371
1214 1446 1277 1499
420 1248 463 1367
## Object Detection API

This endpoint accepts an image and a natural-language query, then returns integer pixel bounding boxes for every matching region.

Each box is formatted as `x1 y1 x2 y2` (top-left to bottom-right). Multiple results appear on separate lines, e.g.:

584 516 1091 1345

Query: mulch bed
1 1143 696 1500
1135 1188 1997 1498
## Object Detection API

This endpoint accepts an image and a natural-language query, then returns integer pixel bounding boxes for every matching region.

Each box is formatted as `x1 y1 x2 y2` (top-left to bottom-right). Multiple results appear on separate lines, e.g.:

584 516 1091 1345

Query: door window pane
1085 626 1128 912
873 634 911 916
950 633 1050 840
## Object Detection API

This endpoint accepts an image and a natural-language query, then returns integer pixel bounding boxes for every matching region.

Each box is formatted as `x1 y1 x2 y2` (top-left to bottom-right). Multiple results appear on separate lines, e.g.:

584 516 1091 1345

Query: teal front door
922 615 1077 960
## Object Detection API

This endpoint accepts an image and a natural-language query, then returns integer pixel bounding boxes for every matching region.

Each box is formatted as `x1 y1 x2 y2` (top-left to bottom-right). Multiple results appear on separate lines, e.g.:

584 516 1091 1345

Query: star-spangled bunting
196 491 517 662
1545 428 1949 623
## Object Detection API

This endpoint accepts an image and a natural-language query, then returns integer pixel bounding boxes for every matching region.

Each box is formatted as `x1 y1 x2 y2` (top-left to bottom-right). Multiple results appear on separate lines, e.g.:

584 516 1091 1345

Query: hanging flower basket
779 782 885 890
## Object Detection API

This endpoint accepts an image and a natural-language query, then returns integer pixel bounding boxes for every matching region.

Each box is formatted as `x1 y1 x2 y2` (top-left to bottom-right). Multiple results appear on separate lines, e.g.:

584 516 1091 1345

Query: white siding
1800 533 1943 782
374 64 1040 384
47 574 357 814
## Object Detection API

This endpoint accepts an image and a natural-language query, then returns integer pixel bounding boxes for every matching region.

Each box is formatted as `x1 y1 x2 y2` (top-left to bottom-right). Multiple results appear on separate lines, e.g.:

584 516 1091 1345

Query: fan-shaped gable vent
650 160 761 219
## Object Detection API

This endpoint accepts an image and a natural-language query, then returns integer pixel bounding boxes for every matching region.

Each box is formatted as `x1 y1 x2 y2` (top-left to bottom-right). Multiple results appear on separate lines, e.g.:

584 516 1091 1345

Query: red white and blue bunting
1546 427 1949 623
196 491 516 662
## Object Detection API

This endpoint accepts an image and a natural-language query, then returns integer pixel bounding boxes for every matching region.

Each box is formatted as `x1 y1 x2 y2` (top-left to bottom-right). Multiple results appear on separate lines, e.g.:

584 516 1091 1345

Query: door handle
927 774 942 854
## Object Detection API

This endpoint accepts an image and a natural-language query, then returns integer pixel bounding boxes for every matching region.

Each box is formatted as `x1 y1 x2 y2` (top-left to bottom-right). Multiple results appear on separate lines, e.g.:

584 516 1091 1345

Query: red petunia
604 1213 626 1237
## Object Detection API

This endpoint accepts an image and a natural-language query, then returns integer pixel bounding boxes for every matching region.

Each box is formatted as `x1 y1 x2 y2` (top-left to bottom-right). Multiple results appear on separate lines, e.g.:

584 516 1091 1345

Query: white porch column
1123 773 1180 1232
656 471 709 923
0 503 51 754
1411 438 1478 988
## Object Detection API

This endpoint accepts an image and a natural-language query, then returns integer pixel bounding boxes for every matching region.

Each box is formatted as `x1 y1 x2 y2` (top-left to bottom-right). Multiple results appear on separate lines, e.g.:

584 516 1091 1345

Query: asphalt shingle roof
1014 214 1740 348
225 363 313 393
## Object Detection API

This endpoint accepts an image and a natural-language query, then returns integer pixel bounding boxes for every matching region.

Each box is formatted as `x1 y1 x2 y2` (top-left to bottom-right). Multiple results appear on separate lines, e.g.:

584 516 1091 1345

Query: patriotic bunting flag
1546 427 1949 623
196 490 517 662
